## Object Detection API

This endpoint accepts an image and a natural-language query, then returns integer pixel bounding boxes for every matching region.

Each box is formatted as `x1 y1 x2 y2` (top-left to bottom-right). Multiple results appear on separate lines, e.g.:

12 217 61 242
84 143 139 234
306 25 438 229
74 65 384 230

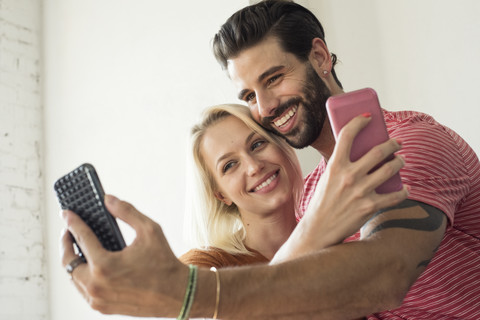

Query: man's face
227 37 331 149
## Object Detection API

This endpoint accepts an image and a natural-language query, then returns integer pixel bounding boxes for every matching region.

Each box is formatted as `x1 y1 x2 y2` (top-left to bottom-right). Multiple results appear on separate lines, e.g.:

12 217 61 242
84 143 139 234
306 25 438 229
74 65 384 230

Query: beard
261 63 331 149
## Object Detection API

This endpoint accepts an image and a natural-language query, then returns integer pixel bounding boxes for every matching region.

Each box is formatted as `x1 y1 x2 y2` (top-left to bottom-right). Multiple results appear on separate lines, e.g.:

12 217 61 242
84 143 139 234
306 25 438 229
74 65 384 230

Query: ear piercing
322 70 329 75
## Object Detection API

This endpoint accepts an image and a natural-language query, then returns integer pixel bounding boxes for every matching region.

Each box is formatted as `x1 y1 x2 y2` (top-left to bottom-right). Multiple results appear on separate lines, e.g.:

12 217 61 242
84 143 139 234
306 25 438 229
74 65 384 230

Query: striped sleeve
386 111 470 224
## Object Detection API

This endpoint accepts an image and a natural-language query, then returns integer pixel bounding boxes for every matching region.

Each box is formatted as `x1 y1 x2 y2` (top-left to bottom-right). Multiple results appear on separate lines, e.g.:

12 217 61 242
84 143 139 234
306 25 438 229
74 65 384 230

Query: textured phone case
326 88 403 194
54 163 126 252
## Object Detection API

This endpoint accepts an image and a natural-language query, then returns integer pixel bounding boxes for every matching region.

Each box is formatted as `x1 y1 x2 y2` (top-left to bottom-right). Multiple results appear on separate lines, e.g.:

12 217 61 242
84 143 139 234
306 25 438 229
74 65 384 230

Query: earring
322 70 329 75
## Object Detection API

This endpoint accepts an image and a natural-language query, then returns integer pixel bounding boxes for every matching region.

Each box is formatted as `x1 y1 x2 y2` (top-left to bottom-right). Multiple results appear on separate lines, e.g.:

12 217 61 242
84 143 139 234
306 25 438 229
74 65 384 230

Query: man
211 0 480 318
61 1 480 319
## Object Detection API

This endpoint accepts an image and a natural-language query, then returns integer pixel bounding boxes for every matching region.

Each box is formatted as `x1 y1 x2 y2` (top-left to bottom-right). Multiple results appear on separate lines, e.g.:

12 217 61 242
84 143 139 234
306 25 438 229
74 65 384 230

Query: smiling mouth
273 105 298 128
251 171 279 192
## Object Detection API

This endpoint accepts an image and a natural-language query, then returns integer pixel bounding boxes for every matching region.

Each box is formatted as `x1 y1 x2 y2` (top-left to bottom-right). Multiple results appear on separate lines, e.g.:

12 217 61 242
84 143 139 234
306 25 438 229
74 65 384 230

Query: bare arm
61 196 216 318
61 194 445 319
193 200 446 319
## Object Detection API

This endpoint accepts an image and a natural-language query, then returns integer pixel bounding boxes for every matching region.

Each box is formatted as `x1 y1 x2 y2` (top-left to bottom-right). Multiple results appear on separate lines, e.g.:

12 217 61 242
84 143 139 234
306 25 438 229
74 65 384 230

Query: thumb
104 194 154 230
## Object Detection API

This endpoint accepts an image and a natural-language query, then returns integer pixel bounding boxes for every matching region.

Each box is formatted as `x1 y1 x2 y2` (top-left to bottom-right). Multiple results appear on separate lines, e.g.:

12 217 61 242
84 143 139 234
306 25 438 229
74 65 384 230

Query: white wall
0 0 47 319
37 1 479 320
43 1 248 319
309 0 480 155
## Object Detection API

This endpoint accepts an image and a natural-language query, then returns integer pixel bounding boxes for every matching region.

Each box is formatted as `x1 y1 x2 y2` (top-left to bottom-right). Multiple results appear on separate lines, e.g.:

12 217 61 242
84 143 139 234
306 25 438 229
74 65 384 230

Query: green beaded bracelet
177 264 198 320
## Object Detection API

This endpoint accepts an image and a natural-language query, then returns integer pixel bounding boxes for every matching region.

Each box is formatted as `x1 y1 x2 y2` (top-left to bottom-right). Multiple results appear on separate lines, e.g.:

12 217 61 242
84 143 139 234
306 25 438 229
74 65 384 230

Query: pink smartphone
326 88 403 194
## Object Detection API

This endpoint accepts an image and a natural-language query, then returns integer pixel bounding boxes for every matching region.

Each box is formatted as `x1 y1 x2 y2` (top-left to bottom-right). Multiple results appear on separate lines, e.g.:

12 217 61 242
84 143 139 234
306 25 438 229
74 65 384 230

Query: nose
255 90 279 118
245 155 264 177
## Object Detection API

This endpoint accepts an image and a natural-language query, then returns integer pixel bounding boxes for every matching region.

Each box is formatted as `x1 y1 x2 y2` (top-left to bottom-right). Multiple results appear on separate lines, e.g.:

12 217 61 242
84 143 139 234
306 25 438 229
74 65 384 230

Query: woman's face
200 115 297 217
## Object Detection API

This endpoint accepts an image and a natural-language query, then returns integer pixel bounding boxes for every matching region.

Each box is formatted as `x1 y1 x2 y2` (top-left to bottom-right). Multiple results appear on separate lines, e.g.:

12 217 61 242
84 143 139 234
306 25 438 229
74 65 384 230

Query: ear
214 191 233 206
308 37 332 76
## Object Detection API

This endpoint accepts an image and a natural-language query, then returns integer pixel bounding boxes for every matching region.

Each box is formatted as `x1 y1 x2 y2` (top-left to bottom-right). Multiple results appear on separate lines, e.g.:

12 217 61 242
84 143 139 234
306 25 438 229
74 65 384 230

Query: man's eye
267 74 281 86
245 92 256 102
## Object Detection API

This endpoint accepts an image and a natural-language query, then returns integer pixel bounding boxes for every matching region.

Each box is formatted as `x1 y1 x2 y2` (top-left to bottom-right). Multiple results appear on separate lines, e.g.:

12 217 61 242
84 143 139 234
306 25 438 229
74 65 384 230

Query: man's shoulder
382 108 458 145
382 108 439 128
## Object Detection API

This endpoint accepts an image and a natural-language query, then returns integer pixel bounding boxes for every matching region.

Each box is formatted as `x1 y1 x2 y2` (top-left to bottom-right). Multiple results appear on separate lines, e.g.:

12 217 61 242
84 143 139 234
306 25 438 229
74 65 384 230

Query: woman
180 104 406 269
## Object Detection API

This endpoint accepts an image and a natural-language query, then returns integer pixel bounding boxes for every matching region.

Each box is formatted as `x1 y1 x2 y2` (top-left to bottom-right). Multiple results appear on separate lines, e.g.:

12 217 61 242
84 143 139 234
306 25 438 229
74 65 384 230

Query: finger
105 195 177 261
372 153 405 180
362 153 405 192
60 228 77 267
60 227 89 286
371 184 410 210
356 138 402 175
63 210 106 262
104 194 155 230
332 114 372 162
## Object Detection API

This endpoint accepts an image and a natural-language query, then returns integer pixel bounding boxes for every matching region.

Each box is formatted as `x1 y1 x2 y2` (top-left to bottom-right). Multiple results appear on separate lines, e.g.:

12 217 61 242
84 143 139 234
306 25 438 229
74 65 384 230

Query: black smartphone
54 163 126 254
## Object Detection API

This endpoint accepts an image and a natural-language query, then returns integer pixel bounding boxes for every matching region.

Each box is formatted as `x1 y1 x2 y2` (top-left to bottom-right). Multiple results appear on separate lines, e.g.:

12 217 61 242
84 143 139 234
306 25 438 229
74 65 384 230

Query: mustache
261 97 303 128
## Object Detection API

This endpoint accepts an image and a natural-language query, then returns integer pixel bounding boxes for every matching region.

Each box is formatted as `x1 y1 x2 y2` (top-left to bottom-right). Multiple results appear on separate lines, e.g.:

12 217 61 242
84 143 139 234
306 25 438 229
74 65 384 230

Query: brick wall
0 0 47 319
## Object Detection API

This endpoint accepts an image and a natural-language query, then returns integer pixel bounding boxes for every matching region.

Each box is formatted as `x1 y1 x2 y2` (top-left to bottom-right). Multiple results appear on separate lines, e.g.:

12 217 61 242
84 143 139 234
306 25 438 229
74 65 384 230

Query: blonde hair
184 104 303 255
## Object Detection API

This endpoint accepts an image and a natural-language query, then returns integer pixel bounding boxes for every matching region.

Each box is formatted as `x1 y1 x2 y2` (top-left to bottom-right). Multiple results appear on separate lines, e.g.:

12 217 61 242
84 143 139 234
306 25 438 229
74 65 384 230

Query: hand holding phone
326 88 403 194
54 163 126 254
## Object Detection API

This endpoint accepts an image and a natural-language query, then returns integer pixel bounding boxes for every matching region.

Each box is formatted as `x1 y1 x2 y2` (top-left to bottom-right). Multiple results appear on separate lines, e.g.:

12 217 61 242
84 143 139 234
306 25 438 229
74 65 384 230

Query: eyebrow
215 131 257 170
237 65 285 100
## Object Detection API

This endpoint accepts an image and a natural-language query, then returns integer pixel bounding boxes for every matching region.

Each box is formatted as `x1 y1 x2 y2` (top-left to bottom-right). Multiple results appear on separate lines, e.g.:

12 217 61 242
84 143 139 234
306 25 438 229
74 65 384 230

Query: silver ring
66 256 87 274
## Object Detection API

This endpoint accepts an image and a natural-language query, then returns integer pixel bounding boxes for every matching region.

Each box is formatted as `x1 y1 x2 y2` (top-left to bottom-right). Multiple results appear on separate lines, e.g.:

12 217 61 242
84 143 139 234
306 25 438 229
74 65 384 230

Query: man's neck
309 85 344 160
310 118 336 161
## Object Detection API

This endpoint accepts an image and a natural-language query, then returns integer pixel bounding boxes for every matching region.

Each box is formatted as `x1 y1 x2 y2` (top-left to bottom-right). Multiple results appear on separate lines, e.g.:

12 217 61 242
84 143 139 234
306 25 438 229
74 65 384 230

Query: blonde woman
180 104 405 268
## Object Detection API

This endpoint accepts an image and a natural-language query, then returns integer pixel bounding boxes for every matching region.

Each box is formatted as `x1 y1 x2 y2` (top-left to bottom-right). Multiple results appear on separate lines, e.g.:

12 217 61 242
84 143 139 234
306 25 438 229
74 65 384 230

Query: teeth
274 106 297 128
253 172 278 192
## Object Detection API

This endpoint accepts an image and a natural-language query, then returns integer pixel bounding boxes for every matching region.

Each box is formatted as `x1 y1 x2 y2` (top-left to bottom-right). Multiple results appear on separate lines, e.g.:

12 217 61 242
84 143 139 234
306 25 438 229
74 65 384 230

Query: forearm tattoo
365 200 445 237
365 199 446 269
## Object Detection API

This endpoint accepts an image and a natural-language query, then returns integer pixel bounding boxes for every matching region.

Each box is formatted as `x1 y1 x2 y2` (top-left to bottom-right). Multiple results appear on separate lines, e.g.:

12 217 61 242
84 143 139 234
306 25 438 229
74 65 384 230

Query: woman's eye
223 161 236 173
251 140 267 151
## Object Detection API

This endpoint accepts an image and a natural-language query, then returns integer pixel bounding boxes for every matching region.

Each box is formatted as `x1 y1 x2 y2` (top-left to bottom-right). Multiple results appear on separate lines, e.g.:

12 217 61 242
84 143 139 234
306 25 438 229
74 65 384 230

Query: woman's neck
241 207 298 260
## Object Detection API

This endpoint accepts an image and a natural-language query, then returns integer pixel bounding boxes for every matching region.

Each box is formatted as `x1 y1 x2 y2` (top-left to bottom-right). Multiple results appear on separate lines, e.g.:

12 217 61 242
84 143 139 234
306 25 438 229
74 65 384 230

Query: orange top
179 247 269 269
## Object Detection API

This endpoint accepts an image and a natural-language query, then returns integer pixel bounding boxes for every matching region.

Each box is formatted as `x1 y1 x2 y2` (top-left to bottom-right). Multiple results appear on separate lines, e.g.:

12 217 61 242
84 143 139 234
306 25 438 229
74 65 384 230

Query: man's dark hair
212 0 342 88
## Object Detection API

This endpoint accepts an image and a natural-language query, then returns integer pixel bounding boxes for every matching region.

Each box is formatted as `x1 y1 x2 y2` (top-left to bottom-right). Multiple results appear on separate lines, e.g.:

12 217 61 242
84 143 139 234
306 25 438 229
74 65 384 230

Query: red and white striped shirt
301 109 480 319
